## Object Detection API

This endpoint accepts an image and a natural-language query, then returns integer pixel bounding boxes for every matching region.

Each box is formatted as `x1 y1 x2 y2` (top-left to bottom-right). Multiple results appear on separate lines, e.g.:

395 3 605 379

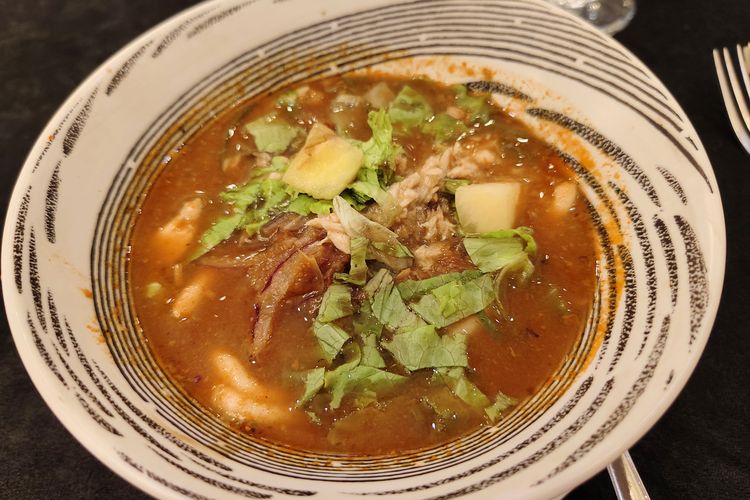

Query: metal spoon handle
606 451 651 500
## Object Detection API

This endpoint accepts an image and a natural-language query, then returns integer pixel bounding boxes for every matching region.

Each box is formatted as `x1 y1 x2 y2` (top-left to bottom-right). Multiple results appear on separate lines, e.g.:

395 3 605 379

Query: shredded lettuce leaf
364 269 426 332
244 116 303 154
396 270 483 301
424 113 469 142
464 228 537 314
484 391 517 422
463 227 537 274
191 158 293 259
297 367 325 407
277 87 303 109
360 333 386 368
327 365 405 409
287 194 333 216
383 325 468 371
333 196 413 271
313 322 350 363
144 282 164 298
324 345 405 409
434 367 491 409
353 300 383 338
410 274 495 328
317 283 353 323
335 236 369 286
192 213 244 260
359 109 401 169
388 85 433 128
452 84 491 124
442 178 471 195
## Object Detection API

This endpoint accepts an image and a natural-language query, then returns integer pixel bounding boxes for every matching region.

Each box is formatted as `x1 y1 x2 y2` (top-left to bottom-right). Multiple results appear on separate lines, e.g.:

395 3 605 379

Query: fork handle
606 451 651 500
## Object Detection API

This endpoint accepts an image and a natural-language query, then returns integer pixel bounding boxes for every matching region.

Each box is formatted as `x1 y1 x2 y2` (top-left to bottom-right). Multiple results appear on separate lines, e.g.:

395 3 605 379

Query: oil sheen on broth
129 75 598 454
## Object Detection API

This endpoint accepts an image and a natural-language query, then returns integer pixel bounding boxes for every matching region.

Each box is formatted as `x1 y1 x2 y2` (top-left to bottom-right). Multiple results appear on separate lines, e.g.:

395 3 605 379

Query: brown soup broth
129 75 598 454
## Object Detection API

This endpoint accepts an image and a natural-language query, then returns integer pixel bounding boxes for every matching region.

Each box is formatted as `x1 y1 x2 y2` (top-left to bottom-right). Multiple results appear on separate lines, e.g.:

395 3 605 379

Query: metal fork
607 451 651 500
713 43 750 154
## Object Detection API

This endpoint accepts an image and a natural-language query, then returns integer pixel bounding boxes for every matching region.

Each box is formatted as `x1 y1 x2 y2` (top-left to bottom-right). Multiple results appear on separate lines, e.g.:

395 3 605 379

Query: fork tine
727 46 750 133
713 48 750 154
735 44 750 111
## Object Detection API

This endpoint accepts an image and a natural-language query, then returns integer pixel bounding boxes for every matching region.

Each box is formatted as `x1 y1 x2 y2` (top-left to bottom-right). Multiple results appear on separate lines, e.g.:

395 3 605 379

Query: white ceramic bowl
1 0 725 498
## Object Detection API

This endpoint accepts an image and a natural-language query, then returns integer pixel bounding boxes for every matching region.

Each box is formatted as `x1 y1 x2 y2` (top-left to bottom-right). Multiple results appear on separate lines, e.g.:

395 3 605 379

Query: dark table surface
1 1 749 498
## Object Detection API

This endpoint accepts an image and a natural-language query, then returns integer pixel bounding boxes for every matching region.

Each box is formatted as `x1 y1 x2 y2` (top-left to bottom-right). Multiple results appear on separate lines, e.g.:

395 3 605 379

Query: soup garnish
130 75 598 454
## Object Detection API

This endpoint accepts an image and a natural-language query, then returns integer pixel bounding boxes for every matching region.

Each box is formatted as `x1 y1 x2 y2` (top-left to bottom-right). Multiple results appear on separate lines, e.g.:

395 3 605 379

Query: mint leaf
388 85 433 128
434 367 491 408
297 367 325 407
484 391 517 422
410 274 495 328
313 321 349 363
383 325 468 371
244 117 303 154
364 269 426 332
316 283 353 324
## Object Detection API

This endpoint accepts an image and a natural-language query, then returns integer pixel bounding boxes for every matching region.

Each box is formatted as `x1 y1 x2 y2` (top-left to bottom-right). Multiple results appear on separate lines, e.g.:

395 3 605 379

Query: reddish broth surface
129 75 598 454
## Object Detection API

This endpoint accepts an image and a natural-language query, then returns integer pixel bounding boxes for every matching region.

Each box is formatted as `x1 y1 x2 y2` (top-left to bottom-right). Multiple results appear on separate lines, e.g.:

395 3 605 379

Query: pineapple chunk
282 123 363 199
455 182 521 233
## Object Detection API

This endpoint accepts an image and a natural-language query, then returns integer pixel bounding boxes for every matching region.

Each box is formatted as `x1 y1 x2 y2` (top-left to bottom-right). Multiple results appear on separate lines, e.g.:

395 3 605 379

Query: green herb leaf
388 85 433 128
410 274 495 328
484 391 517 422
297 367 325 407
244 117 303 154
434 367 491 408
396 270 483 301
383 325 468 371
317 283 353 324
364 269 426 332
313 321 350 363
452 84 491 124
423 113 468 142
